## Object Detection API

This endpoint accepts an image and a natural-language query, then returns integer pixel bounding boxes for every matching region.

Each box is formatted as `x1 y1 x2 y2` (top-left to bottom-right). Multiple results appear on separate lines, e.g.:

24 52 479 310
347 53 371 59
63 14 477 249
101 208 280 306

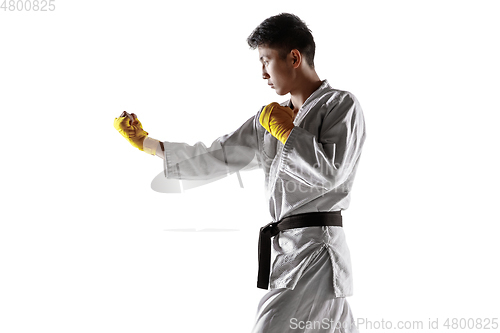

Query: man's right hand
114 112 149 151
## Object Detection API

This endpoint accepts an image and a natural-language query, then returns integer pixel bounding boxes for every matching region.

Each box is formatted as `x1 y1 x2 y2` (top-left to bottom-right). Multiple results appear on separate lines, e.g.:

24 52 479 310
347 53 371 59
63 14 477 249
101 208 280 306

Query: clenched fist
259 102 295 144
114 111 149 151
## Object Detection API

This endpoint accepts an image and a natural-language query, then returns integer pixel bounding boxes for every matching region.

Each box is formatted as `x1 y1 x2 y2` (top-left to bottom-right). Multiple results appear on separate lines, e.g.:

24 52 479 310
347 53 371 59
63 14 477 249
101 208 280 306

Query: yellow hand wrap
113 116 149 151
259 102 295 144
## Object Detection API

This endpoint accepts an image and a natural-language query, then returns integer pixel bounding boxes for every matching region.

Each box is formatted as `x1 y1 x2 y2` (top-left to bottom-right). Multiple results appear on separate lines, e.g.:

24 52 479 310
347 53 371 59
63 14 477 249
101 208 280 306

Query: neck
290 69 323 112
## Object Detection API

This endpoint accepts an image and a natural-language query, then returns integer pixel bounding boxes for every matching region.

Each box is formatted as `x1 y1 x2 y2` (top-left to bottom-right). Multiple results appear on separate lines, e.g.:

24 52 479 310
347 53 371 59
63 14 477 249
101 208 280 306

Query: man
114 13 366 333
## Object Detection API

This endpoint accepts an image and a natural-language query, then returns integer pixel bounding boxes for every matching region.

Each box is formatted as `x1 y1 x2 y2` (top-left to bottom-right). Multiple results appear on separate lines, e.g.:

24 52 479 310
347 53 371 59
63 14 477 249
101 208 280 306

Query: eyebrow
259 55 269 62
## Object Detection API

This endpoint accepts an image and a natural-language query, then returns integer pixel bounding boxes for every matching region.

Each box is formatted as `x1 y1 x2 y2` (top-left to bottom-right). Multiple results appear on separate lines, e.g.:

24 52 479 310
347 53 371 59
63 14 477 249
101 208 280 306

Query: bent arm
279 92 367 194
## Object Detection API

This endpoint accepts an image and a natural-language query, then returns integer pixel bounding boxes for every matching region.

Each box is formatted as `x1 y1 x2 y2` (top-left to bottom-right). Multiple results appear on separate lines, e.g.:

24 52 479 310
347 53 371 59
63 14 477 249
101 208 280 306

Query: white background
1 0 499 332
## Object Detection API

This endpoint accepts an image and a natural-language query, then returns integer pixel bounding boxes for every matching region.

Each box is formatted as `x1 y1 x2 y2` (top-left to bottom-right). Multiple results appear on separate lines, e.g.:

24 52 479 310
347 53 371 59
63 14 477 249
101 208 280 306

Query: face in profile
258 46 295 96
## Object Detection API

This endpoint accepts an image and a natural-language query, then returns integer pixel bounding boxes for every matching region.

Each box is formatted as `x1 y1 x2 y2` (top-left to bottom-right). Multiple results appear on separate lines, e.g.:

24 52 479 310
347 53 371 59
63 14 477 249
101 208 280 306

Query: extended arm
128 113 263 181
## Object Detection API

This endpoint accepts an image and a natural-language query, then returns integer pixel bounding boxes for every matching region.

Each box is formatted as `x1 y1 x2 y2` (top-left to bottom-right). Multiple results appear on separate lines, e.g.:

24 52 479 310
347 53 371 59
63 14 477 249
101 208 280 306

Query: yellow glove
114 113 149 151
259 102 295 144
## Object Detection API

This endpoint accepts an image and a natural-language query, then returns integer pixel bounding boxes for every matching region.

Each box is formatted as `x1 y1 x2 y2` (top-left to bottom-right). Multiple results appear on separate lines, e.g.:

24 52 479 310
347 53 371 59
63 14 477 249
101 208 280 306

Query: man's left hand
114 113 149 151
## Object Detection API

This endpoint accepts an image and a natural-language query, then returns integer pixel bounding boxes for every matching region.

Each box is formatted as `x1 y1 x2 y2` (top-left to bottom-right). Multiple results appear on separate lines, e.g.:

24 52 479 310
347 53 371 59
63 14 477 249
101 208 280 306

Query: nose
262 65 270 79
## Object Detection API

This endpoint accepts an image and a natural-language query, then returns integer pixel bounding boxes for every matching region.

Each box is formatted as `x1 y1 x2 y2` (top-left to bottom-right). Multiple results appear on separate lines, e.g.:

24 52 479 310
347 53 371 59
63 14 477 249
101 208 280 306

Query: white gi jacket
144 80 366 296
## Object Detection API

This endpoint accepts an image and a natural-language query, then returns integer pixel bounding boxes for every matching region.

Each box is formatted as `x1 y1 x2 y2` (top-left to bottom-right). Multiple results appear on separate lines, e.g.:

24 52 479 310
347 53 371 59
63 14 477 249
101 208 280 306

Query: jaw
274 86 291 96
271 78 294 96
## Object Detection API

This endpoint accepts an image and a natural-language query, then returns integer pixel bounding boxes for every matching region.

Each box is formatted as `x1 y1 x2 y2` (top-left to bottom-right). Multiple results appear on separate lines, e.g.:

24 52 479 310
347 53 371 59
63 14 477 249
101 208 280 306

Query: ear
289 49 302 69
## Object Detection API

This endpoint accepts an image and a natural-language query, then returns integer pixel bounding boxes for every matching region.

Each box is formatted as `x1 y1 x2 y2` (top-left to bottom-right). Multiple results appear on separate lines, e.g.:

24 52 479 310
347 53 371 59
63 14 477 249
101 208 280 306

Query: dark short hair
247 13 316 68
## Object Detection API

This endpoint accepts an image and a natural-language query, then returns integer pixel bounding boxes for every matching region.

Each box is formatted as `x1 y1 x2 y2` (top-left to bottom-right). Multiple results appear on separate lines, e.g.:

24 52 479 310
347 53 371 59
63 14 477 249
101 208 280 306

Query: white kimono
143 80 366 332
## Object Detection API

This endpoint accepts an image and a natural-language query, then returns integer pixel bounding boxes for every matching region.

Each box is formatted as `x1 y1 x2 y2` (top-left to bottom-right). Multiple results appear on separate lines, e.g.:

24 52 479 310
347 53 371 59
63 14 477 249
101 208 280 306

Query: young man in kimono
114 13 366 333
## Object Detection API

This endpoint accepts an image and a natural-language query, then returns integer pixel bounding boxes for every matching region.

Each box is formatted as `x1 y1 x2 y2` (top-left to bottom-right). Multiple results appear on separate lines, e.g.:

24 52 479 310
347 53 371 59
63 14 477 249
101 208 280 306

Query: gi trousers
252 247 359 333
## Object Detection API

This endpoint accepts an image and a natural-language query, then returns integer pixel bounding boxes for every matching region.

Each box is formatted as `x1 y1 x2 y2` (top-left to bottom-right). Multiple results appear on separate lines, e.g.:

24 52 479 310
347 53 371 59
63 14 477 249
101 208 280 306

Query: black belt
257 211 343 289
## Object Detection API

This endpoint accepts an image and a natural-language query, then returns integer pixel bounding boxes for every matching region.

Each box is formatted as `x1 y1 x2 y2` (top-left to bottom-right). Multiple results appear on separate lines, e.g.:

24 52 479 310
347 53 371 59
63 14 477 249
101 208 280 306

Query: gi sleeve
279 92 366 193
160 113 262 180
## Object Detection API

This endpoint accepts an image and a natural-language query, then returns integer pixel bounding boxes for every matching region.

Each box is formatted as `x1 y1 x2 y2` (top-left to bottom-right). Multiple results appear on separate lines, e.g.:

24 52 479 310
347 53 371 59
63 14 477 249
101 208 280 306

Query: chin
274 88 288 96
